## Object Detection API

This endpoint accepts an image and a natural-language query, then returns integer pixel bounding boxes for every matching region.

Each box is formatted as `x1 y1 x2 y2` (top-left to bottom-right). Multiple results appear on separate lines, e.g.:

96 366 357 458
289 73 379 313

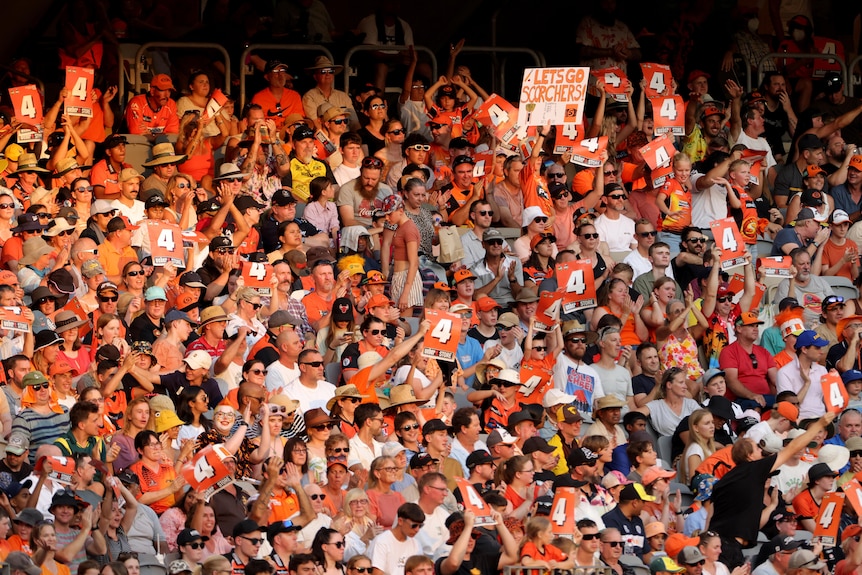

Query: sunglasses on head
362 157 384 169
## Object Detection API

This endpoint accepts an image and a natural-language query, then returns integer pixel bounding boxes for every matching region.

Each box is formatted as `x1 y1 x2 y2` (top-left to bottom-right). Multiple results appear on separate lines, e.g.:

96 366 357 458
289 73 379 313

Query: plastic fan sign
640 63 673 98
554 122 582 154
9 84 42 125
146 221 185 268
422 309 462 362
203 88 228 119
843 478 862 516
651 96 685 136
758 256 793 278
455 477 495 526
534 292 563 332
475 94 519 142
241 261 273 296
639 134 676 188
181 444 232 501
556 260 597 313
35 455 76 485
569 136 608 168
0 306 32 333
709 218 747 270
813 491 844 546
550 487 578 538
518 67 589 126
591 67 629 102
821 370 849 413
64 67 94 117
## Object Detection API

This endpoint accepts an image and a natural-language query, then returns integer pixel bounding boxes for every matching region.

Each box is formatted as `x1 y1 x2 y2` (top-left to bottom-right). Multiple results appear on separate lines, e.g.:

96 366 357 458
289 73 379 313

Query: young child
720 159 777 259
517 318 563 405
844 370 862 411
644 521 668 564
519 516 574 572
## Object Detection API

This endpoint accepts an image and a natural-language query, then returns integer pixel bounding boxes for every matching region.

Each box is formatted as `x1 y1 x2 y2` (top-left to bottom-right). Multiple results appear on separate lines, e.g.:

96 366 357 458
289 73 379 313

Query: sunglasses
249 369 268 375
176 183 189 189
409 144 431 152
36 297 55 306
215 411 236 418
547 173 565 179
496 325 515 331
401 423 420 431
717 296 733 303
603 170 618 176
215 247 237 255
388 129 405 135
411 84 426 90
686 561 706 567
99 296 119 302
270 405 286 414
485 239 504 246
353 569 372 574
608 194 627 200
124 270 146 278
533 346 547 352
533 217 549 224
638 231 657 237
74 186 93 193
0 203 13 209
687 237 706 244
302 361 324 367
36 213 51 219
749 353 759 369
478 210 494 217
342 397 361 404
567 337 587 344
852 450 862 458
429 122 445 130
408 522 424 529
239 537 264 545
581 233 599 239
186 542 205 550
249 302 262 310
309 494 328 501
604 541 623 548
331 447 350 454
362 157 384 169
582 533 600 541
312 423 335 431
366 329 385 336
330 118 349 125
30 383 50 391
370 103 387 110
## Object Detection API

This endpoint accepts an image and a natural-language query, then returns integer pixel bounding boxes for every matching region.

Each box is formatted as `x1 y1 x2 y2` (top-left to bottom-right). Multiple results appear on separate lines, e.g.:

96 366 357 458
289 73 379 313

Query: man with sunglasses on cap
386 133 434 189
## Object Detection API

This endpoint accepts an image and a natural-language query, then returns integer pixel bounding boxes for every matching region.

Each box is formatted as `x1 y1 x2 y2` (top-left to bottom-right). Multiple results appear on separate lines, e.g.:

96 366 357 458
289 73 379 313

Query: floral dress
660 332 705 381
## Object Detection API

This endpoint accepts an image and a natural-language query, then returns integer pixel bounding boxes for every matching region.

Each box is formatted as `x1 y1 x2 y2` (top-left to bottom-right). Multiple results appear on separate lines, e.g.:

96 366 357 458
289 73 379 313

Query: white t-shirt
111 199 147 224
591 364 633 406
593 213 636 252
553 353 605 422
732 131 777 173
264 361 301 394
393 364 435 408
415 505 452 560
690 173 729 228
646 398 700 436
367 530 420 575
333 164 361 189
282 378 337 412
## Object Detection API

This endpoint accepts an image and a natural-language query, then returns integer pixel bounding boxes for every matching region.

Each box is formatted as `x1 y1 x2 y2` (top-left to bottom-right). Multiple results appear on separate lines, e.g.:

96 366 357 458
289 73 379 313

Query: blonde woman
681 408 718 483
191 554 232 575
342 489 376 558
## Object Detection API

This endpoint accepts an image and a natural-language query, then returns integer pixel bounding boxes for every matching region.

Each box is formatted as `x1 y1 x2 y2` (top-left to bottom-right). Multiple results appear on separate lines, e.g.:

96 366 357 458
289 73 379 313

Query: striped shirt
12 408 70 465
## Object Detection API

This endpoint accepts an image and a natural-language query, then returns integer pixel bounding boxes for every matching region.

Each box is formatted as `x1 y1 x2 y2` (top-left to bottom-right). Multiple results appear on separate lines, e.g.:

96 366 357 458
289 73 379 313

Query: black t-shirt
157 372 224 409
632 374 655 397
672 257 705 294
467 327 499 348
711 453 777 543
0 460 31 482
827 341 857 371
762 104 792 159
127 313 162 344
260 213 322 254
434 550 501 575
601 506 646 558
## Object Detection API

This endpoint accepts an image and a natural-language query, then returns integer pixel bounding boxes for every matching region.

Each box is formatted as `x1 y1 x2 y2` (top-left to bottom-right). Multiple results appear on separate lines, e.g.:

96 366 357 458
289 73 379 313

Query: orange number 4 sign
814 491 845 546
821 370 849 413
241 261 273 296
709 218 747 270
455 477 496 527
550 487 578 537
422 309 462 362
556 260 597 313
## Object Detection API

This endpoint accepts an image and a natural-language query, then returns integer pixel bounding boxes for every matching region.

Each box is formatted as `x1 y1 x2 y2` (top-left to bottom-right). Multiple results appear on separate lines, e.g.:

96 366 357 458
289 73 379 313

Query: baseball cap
151 74 174 90
476 296 502 312
183 349 213 371
794 207 817 223
144 286 167 301
422 419 450 436
271 188 297 206
798 134 824 151
842 370 862 385
556 405 584 424
265 60 289 74
106 216 139 234
5 433 28 455
465 450 495 468
522 437 556 455
567 446 600 468
449 137 474 150
735 311 764 326
766 535 803 556
176 528 209 546
650 556 685 574
794 330 829 349
293 126 315 142
410 453 439 469
801 188 825 206
453 269 476 283
619 483 656 502
232 519 262 538
831 209 851 225
486 428 517 448
803 164 826 178
482 228 504 243
788 550 826 570
679 547 706 565
452 155 475 169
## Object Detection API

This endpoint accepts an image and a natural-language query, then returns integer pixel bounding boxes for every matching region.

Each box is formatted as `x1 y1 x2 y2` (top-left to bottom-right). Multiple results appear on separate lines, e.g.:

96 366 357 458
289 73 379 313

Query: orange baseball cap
476 296 502 312
453 269 476 283
850 155 862 171
366 294 395 309
803 164 825 178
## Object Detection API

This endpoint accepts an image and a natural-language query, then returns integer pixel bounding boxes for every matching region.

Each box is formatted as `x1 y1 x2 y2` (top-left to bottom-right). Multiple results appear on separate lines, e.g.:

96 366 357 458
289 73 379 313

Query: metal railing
455 46 546 99
504 565 614 575
342 44 437 96
239 44 334 108
118 42 231 107
0 64 45 97
757 52 849 95
848 56 862 97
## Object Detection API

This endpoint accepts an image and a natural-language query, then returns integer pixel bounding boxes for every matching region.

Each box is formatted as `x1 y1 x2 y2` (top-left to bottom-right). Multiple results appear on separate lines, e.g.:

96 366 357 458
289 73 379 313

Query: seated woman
636 367 701 437
591 278 647 346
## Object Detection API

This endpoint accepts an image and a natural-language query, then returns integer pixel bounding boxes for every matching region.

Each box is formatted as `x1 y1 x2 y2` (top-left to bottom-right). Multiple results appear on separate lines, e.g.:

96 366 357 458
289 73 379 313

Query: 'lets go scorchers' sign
518 67 590 127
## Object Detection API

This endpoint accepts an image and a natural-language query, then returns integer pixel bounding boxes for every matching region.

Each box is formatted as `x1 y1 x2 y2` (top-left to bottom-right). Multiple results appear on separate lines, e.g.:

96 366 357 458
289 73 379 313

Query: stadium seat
325 361 342 387
825 275 859 301
656 435 673 468
756 238 773 257
123 134 153 174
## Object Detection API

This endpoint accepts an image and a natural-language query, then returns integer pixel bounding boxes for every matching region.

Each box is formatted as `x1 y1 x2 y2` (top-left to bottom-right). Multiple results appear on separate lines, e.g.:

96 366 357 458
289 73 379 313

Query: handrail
0 65 45 98
455 46 545 98
757 52 848 95
117 42 231 116
342 45 437 96
504 565 614 575
849 56 862 97
239 44 335 109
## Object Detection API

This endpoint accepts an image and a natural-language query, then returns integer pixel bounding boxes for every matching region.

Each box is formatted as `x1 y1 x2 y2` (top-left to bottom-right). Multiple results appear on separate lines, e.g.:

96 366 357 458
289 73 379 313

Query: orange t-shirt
302 291 334 325
349 366 379 404
521 541 568 565
657 179 692 233
251 88 304 131
268 490 301 522
130 460 177 514
519 160 553 217
90 159 131 199
237 227 261 256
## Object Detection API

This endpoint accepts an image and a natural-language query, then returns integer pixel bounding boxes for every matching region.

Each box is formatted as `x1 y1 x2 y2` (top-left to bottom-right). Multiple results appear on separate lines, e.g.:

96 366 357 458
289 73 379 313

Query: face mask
792 29 805 42
747 18 759 33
